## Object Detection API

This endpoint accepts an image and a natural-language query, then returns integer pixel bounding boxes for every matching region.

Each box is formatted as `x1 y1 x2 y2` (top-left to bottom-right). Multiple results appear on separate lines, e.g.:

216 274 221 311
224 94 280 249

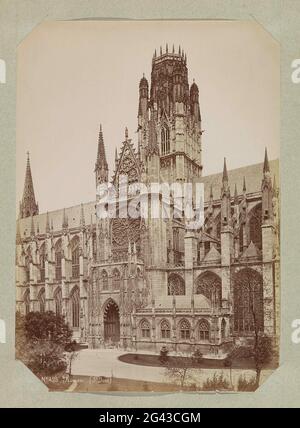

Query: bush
24 311 72 345
192 349 203 365
65 340 78 352
202 373 230 391
16 311 72 377
27 340 67 376
237 375 257 391
159 346 169 365
223 357 232 368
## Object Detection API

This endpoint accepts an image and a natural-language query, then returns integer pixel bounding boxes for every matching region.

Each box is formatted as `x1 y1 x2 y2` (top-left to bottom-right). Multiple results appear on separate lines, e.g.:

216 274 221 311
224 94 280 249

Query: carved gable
113 140 140 186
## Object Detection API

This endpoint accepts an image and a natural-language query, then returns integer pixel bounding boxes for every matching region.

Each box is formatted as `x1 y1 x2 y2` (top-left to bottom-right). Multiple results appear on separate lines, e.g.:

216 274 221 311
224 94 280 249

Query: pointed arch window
198 319 210 341
112 269 120 290
249 203 262 250
39 243 46 282
233 268 263 334
71 236 80 278
25 252 30 283
179 319 191 340
101 270 108 290
54 288 62 316
71 287 80 328
168 274 185 296
141 319 151 338
55 239 62 280
38 288 45 313
221 318 226 339
161 320 171 339
161 125 170 155
195 272 222 308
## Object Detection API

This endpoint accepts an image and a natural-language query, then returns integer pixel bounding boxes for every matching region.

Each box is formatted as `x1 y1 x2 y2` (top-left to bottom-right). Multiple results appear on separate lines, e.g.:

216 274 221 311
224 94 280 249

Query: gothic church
16 46 280 355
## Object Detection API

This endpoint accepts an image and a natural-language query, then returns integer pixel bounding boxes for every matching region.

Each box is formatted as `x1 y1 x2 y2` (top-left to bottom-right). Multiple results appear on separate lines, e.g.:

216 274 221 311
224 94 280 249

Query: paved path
71 349 167 383
71 348 273 388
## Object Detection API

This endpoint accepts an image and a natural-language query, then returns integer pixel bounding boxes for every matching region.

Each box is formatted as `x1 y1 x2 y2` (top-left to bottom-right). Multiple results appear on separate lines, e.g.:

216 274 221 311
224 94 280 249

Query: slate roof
201 159 279 201
17 159 279 239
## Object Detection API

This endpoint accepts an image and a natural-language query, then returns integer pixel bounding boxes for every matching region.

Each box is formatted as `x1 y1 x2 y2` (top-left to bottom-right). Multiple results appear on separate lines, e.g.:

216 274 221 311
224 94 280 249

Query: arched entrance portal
103 300 120 343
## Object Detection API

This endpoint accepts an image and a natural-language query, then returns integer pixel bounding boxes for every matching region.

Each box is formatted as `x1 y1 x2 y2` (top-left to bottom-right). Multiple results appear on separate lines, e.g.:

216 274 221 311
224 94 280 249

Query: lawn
118 353 277 370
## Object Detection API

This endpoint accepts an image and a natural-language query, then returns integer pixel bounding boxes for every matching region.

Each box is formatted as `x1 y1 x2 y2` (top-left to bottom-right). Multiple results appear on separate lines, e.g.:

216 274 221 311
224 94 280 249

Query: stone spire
222 157 229 185
234 183 238 204
262 148 273 221
19 152 39 219
263 147 270 174
221 158 231 227
95 124 109 186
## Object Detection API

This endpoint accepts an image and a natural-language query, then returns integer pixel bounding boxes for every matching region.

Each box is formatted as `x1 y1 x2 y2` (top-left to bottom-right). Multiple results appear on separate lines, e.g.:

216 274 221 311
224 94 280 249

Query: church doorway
103 300 120 343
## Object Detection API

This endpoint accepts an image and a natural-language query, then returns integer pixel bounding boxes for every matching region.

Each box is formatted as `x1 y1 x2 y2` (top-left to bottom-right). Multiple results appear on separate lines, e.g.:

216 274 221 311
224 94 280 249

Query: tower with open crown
138 45 202 184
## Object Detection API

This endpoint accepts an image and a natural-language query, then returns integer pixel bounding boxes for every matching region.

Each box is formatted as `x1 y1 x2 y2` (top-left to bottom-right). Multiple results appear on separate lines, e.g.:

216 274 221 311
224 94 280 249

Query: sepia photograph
15 20 280 393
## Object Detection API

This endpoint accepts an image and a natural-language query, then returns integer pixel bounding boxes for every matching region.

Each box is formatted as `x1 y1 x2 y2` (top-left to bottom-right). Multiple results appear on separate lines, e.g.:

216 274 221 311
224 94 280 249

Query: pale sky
16 20 279 213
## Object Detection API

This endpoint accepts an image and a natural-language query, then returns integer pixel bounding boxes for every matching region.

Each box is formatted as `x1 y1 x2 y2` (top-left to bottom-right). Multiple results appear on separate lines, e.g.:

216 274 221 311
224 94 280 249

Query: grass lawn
118 353 277 370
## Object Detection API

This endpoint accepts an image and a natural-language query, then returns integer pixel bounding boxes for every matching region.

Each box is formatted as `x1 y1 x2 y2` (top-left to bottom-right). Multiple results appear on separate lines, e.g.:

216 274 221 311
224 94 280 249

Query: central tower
138 45 203 184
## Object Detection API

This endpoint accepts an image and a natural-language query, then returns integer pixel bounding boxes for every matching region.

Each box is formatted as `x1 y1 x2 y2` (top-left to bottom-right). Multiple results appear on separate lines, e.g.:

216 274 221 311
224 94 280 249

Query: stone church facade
16 46 280 356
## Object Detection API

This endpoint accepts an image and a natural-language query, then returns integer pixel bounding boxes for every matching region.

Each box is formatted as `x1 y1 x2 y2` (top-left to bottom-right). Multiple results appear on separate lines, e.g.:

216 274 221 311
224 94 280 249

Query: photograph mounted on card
15 20 280 393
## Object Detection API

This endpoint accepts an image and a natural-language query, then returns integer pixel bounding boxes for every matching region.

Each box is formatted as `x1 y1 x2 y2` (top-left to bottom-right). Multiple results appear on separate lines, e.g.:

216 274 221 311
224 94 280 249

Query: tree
202 372 230 391
16 311 73 377
24 311 72 345
159 346 169 365
15 311 31 364
232 265 274 387
237 375 257 391
251 334 273 387
65 340 79 381
164 355 194 388
164 350 202 389
192 348 203 365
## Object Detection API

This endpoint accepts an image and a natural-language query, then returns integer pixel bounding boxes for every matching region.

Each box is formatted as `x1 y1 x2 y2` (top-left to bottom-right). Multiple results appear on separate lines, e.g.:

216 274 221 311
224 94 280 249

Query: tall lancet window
71 236 80 278
161 125 170 155
54 288 62 316
39 243 46 282
55 239 62 280
25 252 30 283
71 287 80 328
38 288 45 313
101 270 108 290
24 290 30 315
